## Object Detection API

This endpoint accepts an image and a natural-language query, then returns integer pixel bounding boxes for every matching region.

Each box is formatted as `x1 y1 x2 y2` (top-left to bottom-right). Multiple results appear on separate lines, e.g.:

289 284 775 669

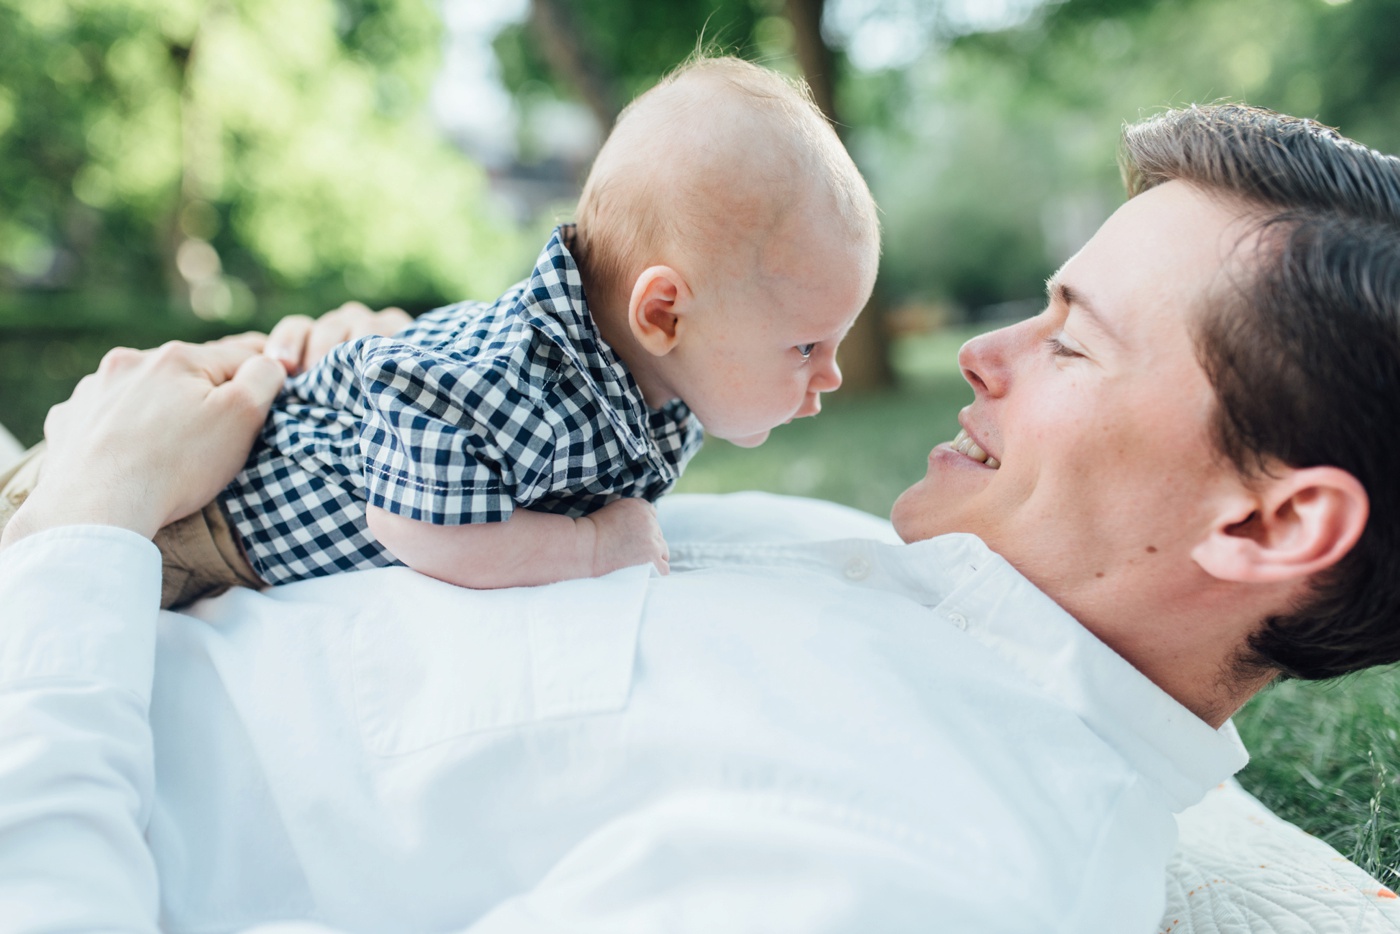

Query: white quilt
1164 779 1400 933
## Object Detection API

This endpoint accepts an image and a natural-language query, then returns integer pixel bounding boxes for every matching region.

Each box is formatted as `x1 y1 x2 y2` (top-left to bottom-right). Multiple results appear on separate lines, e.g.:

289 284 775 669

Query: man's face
891 181 1253 618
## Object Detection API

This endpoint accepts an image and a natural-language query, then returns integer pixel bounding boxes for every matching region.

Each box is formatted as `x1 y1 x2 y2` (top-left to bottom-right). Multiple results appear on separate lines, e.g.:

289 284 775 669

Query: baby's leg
155 502 264 608
0 423 23 472
1 442 262 608
0 440 47 536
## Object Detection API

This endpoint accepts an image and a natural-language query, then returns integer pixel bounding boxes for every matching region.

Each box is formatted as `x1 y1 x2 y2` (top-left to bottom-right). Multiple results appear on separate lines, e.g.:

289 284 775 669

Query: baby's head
574 57 880 447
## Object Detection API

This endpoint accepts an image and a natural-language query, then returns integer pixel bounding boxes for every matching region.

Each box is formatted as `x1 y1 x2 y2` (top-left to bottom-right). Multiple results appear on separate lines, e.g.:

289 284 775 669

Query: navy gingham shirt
222 227 704 585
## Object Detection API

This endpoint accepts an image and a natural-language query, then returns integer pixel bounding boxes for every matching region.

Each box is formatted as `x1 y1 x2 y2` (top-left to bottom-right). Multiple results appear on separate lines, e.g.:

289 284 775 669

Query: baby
2 56 880 606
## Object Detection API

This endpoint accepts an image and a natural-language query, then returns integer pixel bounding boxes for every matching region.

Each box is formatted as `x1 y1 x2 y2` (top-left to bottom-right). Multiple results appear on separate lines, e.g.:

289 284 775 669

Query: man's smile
949 427 1001 469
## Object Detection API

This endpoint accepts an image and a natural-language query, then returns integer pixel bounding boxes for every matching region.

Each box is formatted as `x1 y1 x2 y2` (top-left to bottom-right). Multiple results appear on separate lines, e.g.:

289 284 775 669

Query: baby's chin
723 429 772 449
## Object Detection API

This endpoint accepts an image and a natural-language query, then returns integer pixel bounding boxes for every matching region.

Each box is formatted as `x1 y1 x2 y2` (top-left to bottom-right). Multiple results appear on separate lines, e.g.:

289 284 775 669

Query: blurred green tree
0 0 527 443
868 0 1400 322
0 0 523 327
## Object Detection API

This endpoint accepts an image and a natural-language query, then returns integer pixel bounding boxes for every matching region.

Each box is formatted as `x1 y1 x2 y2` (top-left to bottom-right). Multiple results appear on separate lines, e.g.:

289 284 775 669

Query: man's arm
0 527 164 932
365 497 669 587
0 340 282 930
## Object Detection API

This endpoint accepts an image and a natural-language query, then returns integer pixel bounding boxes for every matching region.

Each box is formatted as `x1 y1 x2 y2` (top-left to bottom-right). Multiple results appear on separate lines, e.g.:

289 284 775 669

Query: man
0 104 1396 932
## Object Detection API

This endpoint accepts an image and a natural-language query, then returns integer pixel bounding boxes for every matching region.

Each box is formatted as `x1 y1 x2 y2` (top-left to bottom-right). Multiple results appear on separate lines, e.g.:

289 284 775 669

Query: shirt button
843 557 871 581
947 612 969 631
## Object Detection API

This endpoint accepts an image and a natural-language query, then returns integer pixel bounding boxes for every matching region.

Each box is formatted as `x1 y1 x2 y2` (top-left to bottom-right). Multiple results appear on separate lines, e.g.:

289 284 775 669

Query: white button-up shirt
0 493 1246 933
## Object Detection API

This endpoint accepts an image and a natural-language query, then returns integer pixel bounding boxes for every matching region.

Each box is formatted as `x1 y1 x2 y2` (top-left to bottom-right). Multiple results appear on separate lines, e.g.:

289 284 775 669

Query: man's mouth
950 428 1000 469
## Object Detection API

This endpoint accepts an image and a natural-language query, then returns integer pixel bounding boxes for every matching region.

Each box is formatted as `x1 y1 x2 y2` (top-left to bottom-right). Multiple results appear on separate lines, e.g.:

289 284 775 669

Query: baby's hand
582 498 669 576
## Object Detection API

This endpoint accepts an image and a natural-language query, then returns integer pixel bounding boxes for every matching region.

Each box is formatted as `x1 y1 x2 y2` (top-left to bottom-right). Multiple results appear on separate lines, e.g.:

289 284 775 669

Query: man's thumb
226 352 286 415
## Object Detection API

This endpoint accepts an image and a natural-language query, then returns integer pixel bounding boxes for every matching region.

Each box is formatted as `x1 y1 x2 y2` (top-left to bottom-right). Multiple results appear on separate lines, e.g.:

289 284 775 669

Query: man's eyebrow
1046 279 1120 345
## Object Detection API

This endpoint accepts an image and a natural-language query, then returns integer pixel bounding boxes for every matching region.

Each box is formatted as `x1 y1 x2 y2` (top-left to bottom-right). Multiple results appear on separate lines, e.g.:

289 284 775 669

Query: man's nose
957 326 1013 397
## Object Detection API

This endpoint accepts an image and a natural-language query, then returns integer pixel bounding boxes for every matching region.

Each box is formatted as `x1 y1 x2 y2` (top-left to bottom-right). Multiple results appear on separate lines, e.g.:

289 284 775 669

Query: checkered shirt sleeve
356 341 559 525
222 227 704 586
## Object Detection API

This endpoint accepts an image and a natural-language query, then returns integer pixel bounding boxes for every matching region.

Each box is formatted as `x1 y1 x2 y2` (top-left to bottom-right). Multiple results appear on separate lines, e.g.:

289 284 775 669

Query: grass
677 328 1400 884
1234 672 1400 885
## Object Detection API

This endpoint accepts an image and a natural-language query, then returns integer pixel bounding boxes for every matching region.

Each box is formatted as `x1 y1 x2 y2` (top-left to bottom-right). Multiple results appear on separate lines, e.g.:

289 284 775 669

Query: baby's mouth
950 428 1000 469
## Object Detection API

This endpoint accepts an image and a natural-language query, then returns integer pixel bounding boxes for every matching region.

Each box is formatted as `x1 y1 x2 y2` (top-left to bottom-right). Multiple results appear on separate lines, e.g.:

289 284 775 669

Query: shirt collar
514 226 693 482
671 531 1249 812
920 534 1250 812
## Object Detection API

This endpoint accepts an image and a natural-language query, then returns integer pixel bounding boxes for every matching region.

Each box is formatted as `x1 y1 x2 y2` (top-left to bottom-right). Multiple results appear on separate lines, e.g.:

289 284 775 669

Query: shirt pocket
351 565 650 756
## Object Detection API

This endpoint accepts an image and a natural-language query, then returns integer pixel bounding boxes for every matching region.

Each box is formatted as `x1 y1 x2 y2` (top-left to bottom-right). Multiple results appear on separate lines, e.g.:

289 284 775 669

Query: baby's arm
365 498 668 589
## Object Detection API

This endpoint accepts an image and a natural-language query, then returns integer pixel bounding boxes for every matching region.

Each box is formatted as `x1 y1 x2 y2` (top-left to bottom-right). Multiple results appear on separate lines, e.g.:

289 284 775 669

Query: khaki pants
0 442 264 608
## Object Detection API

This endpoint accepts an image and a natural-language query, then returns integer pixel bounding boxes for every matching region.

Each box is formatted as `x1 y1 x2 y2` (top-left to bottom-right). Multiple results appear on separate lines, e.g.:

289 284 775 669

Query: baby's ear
627 266 687 356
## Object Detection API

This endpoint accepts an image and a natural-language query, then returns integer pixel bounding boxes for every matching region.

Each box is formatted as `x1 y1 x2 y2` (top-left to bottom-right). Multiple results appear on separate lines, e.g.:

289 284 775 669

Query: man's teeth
950 428 1000 469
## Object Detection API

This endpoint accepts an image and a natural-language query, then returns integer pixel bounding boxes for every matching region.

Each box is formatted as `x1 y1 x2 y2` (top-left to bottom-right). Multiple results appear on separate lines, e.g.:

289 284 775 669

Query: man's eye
797 343 816 358
1043 336 1081 358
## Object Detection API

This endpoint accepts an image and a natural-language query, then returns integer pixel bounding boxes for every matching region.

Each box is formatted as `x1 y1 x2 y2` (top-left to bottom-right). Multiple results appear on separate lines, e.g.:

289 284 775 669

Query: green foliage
867 0 1400 316
1235 667 1400 886
0 1 168 293
0 0 542 445
492 0 779 112
0 0 527 325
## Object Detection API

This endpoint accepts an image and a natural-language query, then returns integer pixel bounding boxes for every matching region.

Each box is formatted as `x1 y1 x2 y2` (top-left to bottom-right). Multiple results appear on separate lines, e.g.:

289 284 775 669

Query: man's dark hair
1121 104 1400 681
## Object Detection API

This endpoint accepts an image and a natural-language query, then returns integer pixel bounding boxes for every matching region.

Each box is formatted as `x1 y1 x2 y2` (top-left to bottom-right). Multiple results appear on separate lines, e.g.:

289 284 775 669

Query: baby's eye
797 343 816 358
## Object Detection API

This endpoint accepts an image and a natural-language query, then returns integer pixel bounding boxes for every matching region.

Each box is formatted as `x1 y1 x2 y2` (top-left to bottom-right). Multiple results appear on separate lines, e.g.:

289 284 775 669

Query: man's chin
890 478 953 543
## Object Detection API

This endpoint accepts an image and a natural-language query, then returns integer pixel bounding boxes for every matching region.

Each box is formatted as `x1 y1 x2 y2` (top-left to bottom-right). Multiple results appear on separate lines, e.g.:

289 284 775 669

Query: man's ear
627 266 688 357
1192 466 1369 584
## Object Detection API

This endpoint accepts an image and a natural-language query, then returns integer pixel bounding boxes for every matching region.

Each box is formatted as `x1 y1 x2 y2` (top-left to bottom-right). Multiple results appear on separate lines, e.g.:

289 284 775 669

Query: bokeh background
2 0 1397 884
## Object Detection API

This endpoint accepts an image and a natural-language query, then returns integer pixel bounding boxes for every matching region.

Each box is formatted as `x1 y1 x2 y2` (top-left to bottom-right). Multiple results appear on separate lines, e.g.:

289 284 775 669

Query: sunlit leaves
0 0 524 317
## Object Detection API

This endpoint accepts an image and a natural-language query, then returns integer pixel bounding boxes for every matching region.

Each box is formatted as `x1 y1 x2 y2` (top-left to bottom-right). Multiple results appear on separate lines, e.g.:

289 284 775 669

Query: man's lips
948 427 1000 469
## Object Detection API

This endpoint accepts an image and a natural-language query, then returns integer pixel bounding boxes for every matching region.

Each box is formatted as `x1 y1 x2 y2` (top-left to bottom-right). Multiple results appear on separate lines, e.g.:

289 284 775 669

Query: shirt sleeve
0 526 163 933
355 341 560 525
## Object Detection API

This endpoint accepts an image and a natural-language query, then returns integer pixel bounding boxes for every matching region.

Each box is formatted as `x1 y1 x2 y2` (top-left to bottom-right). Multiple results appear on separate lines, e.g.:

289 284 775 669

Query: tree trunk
785 0 891 391
785 0 837 123
528 0 623 130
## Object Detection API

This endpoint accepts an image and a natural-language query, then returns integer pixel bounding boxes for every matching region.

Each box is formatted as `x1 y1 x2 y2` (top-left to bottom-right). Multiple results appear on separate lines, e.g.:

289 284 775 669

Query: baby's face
670 229 875 447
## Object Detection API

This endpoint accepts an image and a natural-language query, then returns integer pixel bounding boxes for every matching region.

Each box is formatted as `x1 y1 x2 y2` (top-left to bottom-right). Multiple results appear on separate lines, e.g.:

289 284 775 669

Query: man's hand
264 301 412 375
580 498 670 576
0 339 285 546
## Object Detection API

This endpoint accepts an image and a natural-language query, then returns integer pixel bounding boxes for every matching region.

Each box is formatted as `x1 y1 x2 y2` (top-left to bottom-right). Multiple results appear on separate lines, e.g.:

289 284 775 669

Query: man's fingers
261 302 414 376
217 352 286 419
376 306 413 334
219 331 268 352
265 315 314 371
305 325 350 369
97 346 143 376
154 339 268 386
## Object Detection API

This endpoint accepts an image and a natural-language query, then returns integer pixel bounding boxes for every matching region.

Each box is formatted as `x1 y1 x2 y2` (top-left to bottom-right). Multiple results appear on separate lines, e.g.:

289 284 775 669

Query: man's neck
1048 574 1279 728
